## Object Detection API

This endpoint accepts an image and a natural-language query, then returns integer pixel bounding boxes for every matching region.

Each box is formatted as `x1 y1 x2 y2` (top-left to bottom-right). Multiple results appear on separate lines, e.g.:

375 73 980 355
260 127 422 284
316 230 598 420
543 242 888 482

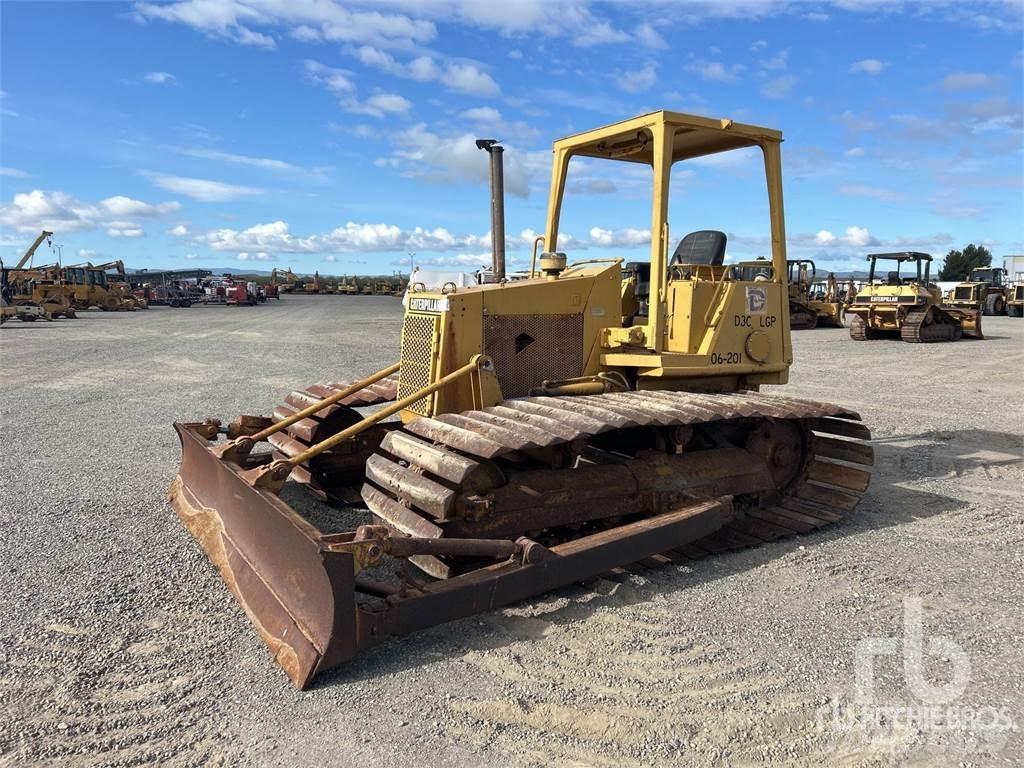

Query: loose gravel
1 296 1021 767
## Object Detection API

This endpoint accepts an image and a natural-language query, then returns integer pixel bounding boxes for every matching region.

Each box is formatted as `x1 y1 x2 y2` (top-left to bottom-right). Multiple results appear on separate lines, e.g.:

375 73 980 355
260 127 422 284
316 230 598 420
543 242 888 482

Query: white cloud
346 92 412 117
589 227 651 247
144 172 264 202
0 190 96 232
1 167 29 178
107 226 145 238
759 50 788 70
507 49 523 60
616 61 657 93
806 226 880 249
634 22 667 49
939 72 996 91
78 249 97 259
460 106 502 123
135 0 437 49
237 251 273 261
174 146 325 180
835 110 877 136
100 195 180 217
441 63 500 96
850 58 886 76
844 147 866 157
409 55 440 81
304 60 355 94
686 61 744 83
843 226 878 247
760 74 797 99
0 188 182 236
378 123 543 198
750 40 768 52
574 21 630 47
838 184 901 203
168 224 190 236
188 218 642 257
142 71 176 84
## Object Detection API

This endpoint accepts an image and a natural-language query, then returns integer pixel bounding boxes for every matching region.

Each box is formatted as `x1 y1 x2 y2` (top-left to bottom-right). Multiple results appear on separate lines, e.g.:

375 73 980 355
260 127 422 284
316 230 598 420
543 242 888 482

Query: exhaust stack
476 139 506 280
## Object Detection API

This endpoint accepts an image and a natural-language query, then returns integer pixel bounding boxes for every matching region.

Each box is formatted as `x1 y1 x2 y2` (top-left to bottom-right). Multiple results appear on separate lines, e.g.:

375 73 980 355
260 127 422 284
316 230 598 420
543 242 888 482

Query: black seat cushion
887 271 901 286
670 230 727 267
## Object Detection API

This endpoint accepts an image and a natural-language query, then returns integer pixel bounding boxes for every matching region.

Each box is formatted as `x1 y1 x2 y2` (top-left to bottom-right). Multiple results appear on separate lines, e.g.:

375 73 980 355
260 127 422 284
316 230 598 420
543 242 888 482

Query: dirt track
1 296 1021 767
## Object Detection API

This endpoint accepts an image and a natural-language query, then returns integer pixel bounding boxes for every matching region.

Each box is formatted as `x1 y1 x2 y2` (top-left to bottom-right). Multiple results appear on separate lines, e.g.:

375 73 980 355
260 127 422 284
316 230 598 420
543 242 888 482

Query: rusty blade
170 423 357 689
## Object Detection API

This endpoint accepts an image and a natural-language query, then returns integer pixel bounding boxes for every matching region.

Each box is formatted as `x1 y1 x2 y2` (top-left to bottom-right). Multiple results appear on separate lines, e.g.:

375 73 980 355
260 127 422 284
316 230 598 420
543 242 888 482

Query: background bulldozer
944 266 1009 316
171 111 873 688
847 252 982 342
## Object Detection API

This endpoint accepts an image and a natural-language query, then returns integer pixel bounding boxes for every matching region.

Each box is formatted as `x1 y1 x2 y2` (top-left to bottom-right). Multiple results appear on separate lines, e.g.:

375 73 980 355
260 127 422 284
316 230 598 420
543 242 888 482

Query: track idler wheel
268 378 400 502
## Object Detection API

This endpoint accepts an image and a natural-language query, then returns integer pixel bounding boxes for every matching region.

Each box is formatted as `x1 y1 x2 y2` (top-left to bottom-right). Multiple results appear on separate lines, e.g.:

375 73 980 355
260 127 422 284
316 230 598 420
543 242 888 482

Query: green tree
938 244 993 281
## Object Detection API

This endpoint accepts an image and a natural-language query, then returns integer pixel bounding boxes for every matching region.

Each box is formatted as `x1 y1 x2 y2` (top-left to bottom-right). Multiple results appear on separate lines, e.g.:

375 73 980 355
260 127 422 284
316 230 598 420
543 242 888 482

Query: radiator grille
398 313 440 416
954 286 974 301
483 313 584 398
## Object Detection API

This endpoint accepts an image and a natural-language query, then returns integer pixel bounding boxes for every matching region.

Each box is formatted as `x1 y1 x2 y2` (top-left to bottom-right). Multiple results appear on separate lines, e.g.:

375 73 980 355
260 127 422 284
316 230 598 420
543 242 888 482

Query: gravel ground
1 296 1021 767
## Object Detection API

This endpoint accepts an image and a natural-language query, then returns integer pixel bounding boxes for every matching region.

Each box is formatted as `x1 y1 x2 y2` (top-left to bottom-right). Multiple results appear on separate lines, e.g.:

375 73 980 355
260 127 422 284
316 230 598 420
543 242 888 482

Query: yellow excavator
170 111 873 688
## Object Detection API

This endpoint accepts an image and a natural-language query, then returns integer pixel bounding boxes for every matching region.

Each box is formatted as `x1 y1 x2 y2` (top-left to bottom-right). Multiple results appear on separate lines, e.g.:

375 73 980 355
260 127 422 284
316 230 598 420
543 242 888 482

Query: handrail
530 236 544 279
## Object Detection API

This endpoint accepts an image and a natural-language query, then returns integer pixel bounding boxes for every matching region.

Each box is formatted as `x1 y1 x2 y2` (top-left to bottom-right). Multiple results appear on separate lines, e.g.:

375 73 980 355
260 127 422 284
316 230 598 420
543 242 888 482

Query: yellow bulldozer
170 110 874 688
847 252 982 341
786 260 844 329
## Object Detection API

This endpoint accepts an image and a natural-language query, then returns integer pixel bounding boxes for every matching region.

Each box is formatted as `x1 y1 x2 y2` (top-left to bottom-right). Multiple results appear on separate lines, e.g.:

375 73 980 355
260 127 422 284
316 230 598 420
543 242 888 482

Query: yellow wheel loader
63 264 136 311
944 267 1009 317
847 252 982 341
171 111 874 688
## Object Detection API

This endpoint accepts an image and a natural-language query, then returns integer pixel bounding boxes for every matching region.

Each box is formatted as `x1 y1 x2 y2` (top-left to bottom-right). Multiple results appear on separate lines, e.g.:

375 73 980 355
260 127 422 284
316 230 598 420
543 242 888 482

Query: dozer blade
170 422 359 688
170 422 738 689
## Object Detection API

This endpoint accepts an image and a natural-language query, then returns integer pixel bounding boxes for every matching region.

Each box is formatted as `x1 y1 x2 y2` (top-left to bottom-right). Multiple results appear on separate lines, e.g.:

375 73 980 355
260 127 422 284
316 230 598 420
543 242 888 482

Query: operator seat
669 230 727 279
887 271 901 286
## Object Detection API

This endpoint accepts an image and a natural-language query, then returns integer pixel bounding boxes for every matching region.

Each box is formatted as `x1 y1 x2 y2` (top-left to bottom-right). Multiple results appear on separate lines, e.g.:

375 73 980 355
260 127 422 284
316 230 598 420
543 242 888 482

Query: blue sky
1 0 1021 275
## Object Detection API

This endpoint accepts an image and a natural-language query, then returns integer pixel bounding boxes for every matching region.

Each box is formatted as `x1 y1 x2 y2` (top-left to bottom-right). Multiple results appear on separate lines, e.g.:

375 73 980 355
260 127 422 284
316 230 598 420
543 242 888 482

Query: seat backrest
671 230 727 266
623 261 651 299
887 271 901 286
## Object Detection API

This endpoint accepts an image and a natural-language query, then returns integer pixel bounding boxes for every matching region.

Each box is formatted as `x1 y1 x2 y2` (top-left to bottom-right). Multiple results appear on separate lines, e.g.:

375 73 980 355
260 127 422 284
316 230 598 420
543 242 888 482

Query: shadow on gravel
304 426 1023 690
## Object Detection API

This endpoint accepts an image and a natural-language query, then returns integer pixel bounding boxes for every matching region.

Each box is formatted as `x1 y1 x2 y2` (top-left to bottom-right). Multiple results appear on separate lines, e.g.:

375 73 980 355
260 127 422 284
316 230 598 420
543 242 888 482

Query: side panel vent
483 313 584 398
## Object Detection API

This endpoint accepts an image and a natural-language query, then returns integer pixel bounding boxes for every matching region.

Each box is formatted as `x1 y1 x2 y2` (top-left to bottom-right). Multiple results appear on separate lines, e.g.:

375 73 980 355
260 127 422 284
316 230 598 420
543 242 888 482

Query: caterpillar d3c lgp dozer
847 252 982 342
171 111 874 688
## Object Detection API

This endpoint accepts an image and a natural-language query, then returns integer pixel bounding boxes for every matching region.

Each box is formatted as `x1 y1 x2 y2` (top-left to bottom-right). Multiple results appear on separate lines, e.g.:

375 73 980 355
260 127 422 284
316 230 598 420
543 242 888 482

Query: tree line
938 244 993 281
